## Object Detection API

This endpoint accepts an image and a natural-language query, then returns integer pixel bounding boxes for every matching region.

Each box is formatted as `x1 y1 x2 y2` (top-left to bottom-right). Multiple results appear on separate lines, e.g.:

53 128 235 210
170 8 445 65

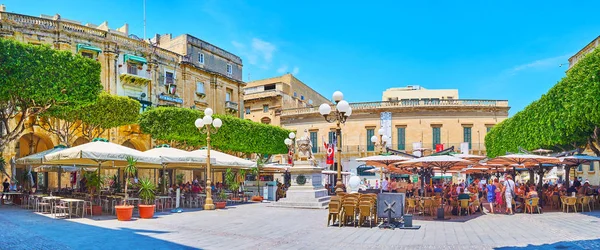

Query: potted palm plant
215 191 227 209
225 168 241 202
137 178 156 218
85 171 104 215
115 156 137 221
250 166 263 202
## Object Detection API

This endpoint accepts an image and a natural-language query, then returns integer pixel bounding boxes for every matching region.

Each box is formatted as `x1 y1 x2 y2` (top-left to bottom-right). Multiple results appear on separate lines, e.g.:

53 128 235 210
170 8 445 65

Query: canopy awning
124 54 147 64
16 145 68 166
76 44 102 53
190 149 256 169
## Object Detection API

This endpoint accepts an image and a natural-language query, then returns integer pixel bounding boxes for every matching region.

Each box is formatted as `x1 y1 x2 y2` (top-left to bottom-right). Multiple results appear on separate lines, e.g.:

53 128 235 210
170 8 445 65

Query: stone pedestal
271 161 330 209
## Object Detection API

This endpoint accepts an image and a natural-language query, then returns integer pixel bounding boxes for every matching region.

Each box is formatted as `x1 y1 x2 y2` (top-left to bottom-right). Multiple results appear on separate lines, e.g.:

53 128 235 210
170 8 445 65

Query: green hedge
485 48 600 157
138 107 290 154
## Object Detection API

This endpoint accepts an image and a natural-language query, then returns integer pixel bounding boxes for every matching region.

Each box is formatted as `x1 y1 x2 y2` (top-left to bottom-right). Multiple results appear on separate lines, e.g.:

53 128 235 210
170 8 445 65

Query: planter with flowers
115 157 137 221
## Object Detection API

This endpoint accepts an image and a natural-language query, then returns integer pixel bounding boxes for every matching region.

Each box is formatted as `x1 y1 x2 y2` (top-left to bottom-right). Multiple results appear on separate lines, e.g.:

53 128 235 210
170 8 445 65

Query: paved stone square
1 203 600 249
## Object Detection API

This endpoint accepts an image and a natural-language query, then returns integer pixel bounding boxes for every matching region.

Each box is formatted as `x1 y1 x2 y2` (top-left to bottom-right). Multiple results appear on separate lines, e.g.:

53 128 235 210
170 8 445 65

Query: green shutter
367 129 375 151
432 127 441 149
328 131 335 144
310 132 318 153
464 127 472 149
397 127 405 150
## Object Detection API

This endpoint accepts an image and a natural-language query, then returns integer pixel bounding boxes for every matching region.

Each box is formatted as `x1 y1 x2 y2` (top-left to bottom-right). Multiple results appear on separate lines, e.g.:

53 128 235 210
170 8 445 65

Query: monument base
270 161 330 209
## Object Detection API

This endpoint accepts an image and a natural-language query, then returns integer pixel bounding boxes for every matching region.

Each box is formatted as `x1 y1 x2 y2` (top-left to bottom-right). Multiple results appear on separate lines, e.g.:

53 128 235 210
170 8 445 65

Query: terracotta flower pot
215 201 227 209
115 205 134 221
89 205 103 216
251 196 264 202
138 204 155 219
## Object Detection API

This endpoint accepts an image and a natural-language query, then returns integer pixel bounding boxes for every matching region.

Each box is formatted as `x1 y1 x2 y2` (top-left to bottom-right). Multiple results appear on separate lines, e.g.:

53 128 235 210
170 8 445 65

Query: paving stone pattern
1 203 600 249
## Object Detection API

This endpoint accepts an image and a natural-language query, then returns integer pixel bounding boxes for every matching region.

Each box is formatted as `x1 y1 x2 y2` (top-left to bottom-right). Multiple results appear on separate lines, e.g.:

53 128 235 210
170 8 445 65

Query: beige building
0 7 244 188
382 85 458 101
243 74 329 125
279 87 509 172
568 35 600 69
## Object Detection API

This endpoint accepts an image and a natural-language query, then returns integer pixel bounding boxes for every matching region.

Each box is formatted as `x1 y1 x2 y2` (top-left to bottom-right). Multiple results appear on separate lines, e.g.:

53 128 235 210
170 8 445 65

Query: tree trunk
564 165 571 189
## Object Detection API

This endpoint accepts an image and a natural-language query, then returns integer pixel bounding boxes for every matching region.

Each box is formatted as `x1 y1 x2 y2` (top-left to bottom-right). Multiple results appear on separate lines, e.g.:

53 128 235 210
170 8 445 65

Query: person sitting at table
390 178 397 193
457 188 475 214
578 182 590 195
191 184 200 194
434 184 443 194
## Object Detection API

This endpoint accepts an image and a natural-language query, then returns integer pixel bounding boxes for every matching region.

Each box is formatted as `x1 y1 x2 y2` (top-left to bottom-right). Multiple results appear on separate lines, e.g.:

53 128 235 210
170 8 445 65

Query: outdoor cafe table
2 192 22 205
60 198 85 218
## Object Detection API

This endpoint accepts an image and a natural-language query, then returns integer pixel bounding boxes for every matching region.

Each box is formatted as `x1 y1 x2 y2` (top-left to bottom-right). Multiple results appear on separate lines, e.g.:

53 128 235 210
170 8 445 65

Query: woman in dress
494 179 503 210
486 180 497 214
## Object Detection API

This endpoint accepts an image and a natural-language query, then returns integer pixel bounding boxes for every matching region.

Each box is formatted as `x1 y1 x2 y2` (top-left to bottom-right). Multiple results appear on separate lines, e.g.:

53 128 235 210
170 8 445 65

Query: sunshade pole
57 166 62 192
162 163 167 195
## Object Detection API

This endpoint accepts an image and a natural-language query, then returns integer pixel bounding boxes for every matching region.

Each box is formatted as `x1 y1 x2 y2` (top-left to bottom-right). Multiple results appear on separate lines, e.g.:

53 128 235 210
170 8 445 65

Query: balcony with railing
243 89 285 100
225 101 239 112
281 99 509 116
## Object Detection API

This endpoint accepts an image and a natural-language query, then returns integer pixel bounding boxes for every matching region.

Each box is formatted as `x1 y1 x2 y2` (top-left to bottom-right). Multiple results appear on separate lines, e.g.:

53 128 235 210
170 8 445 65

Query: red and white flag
325 140 335 165
287 148 293 164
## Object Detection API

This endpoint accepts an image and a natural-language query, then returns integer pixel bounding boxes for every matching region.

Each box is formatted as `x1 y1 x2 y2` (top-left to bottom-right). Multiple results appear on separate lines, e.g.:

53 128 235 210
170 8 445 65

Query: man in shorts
503 175 515 215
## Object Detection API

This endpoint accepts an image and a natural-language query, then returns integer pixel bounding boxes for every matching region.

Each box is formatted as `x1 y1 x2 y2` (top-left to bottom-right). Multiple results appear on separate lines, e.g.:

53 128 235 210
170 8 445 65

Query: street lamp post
284 132 296 166
319 91 352 194
371 128 388 193
194 108 223 210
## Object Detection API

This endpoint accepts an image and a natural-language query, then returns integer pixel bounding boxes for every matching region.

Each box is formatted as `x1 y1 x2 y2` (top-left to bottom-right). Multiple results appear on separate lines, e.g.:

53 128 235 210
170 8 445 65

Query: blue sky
3 0 600 114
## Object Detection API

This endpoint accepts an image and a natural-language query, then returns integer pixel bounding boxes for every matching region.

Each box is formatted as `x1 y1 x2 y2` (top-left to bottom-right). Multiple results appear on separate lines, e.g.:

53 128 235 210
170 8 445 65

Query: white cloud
252 38 276 63
510 54 571 74
277 65 288 74
231 38 277 69
292 66 300 75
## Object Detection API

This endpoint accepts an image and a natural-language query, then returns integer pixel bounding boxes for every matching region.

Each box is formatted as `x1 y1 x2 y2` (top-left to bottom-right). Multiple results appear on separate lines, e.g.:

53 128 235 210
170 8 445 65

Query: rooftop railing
0 12 179 61
281 99 509 116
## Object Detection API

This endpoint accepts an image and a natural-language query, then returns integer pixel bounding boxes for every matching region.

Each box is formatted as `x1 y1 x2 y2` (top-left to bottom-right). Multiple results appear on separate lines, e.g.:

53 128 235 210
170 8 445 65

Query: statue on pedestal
294 129 315 165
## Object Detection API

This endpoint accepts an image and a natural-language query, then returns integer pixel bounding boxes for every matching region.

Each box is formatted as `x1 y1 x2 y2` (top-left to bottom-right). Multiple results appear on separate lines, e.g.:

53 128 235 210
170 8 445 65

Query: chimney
0 4 6 12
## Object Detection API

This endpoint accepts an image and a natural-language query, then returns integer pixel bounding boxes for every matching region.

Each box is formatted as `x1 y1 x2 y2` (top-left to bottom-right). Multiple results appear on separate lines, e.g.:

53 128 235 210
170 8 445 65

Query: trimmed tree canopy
79 92 141 140
485 48 600 157
138 107 290 154
0 38 102 152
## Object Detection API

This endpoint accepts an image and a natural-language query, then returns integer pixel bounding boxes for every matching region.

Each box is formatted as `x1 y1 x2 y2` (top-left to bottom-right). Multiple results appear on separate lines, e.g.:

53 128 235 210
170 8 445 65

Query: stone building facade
0 8 244 188
243 74 330 125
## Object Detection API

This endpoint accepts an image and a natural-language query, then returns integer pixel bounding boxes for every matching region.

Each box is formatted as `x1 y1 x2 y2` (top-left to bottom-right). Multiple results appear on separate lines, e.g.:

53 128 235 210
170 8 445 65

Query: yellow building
276 87 509 178
0 7 244 188
243 74 329 125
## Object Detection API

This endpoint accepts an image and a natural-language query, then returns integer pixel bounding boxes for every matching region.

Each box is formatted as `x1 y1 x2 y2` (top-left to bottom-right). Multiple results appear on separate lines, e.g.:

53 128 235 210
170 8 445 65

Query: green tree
0 38 102 153
138 107 290 154
79 92 141 141
485 47 600 157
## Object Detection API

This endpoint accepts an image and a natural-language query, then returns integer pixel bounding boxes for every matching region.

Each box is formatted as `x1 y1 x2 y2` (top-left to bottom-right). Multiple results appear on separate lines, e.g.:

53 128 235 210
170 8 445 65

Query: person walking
503 176 516 215
486 180 497 214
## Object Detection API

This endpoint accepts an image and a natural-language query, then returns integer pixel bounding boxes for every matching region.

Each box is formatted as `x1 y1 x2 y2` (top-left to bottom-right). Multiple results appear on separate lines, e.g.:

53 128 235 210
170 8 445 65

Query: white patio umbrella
190 149 256 169
16 145 71 190
140 146 213 194
43 139 161 203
